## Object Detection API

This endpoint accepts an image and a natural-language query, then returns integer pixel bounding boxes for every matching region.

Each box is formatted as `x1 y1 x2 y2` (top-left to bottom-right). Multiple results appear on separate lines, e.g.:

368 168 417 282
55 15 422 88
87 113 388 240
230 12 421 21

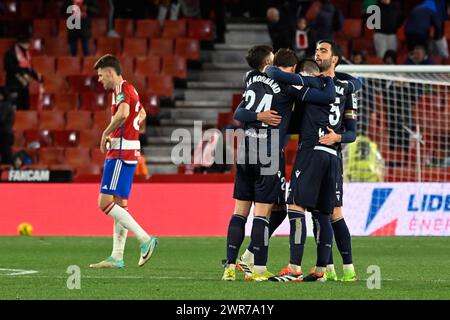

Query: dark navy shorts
287 146 339 215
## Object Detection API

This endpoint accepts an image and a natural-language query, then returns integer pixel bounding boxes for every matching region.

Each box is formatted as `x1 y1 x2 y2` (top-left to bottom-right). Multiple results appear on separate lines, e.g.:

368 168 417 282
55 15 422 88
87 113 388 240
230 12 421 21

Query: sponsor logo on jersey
116 93 125 104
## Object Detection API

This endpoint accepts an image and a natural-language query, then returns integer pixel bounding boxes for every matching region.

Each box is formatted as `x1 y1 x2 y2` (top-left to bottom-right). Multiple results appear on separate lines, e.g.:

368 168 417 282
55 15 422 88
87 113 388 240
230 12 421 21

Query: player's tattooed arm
265 66 323 88
287 76 336 105
100 103 130 153
335 72 362 93
233 100 282 126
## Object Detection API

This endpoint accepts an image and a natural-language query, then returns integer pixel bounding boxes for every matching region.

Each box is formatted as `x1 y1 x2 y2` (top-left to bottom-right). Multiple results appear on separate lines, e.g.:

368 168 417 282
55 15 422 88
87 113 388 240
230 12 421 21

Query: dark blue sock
226 214 247 264
247 209 286 253
314 212 333 268
332 218 353 264
251 217 269 266
288 210 306 266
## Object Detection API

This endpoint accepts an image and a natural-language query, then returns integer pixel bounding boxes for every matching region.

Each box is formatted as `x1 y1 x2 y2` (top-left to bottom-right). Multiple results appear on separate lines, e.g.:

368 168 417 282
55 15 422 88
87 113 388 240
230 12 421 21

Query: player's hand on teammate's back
319 127 341 145
257 110 282 126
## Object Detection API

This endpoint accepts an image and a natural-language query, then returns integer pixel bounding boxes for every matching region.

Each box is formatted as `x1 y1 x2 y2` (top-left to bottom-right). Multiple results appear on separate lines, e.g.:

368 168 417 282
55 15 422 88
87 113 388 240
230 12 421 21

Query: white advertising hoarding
245 183 450 236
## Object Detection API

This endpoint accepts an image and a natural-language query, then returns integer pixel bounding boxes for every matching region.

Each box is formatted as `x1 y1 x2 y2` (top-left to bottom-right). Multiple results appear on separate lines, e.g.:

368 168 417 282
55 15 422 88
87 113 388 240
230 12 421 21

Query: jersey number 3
329 97 341 126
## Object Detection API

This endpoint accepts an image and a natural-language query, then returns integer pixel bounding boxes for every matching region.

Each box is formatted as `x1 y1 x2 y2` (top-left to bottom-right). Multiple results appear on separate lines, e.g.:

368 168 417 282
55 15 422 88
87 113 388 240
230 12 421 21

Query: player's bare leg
96 193 158 267
330 207 356 281
222 200 252 281
250 203 275 281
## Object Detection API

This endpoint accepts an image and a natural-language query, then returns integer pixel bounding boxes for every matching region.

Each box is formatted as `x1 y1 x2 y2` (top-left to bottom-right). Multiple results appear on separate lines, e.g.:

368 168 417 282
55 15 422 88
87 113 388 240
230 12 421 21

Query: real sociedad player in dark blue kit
262 41 362 282
222 47 336 282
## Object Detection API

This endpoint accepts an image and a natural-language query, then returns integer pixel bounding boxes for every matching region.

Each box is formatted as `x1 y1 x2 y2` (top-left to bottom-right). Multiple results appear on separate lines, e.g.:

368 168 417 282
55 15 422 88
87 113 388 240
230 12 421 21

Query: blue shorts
100 159 137 199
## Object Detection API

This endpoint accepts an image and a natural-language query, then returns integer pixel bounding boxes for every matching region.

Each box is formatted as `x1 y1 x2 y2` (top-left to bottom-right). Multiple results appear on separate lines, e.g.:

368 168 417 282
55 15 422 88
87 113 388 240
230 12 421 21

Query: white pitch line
0 268 39 276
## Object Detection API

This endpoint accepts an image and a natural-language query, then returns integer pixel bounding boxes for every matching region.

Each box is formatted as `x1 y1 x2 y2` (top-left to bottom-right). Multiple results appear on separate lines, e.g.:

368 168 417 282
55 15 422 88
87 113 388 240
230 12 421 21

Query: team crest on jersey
116 93 125 104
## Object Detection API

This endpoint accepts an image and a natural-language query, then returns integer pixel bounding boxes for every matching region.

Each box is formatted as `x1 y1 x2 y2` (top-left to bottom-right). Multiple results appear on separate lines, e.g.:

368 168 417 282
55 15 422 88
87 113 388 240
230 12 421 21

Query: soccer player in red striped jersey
89 54 158 269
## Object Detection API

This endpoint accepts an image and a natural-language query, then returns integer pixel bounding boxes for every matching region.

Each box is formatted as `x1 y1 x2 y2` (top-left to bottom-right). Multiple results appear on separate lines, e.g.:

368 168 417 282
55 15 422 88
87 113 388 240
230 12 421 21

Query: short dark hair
94 54 122 75
297 59 320 74
317 40 343 66
273 48 298 67
245 45 273 70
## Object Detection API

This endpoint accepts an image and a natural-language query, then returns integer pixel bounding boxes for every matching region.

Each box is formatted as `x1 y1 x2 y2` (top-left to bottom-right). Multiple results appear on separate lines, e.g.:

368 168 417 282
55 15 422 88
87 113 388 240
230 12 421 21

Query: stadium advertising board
0 183 448 236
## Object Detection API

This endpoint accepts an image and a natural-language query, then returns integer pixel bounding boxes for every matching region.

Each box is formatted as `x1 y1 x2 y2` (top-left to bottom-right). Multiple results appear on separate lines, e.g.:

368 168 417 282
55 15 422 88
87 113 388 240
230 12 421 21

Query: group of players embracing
222 40 361 283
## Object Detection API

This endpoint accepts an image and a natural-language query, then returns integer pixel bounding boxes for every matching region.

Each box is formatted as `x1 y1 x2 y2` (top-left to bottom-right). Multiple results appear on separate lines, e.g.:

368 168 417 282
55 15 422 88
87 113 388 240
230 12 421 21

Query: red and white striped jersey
106 80 142 164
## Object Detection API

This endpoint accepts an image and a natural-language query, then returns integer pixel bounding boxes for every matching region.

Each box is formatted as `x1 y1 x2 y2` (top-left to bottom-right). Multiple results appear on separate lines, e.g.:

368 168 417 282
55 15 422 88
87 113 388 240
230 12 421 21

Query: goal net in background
337 65 450 183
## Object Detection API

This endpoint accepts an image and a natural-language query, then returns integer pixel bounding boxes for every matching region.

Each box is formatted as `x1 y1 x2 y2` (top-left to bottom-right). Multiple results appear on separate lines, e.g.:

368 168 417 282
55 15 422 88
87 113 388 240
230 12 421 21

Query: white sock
343 264 355 271
326 264 335 272
227 264 236 270
241 249 254 264
111 221 128 261
105 203 150 244
288 264 302 273
253 265 267 274
157 6 168 25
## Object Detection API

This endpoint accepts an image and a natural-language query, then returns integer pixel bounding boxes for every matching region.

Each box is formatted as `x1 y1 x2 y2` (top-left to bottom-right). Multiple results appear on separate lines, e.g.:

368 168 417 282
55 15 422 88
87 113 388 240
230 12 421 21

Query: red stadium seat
32 56 56 75
58 19 68 38
127 74 147 95
175 38 200 60
67 75 94 93
80 92 108 111
96 38 121 56
188 20 213 40
149 39 174 57
23 100 40 119
232 93 242 112
139 94 160 115
114 19 134 37
118 56 134 79
147 74 173 97
29 38 44 56
24 129 53 147
54 93 79 111
366 55 383 65
162 55 187 79
82 56 101 76
351 38 375 55
90 148 105 166
13 130 25 148
42 75 68 94
337 19 362 40
32 19 57 38
14 111 39 130
39 111 65 130
66 111 93 130
65 148 90 167
91 18 108 38
162 20 187 39
52 130 79 147
56 56 82 76
74 164 102 177
217 112 233 130
20 0 44 18
79 128 102 148
93 111 111 130
39 147 65 164
122 38 148 57
135 56 161 76
44 38 70 56
135 19 161 38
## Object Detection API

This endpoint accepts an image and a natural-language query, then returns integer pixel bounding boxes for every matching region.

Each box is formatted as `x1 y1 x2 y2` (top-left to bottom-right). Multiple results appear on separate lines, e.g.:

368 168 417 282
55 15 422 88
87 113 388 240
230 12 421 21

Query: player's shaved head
246 45 274 70
94 54 122 76
297 59 320 75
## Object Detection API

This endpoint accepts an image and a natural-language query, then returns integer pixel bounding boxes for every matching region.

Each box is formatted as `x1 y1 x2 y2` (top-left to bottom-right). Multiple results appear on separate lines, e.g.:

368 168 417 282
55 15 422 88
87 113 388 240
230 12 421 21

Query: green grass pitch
0 236 449 300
